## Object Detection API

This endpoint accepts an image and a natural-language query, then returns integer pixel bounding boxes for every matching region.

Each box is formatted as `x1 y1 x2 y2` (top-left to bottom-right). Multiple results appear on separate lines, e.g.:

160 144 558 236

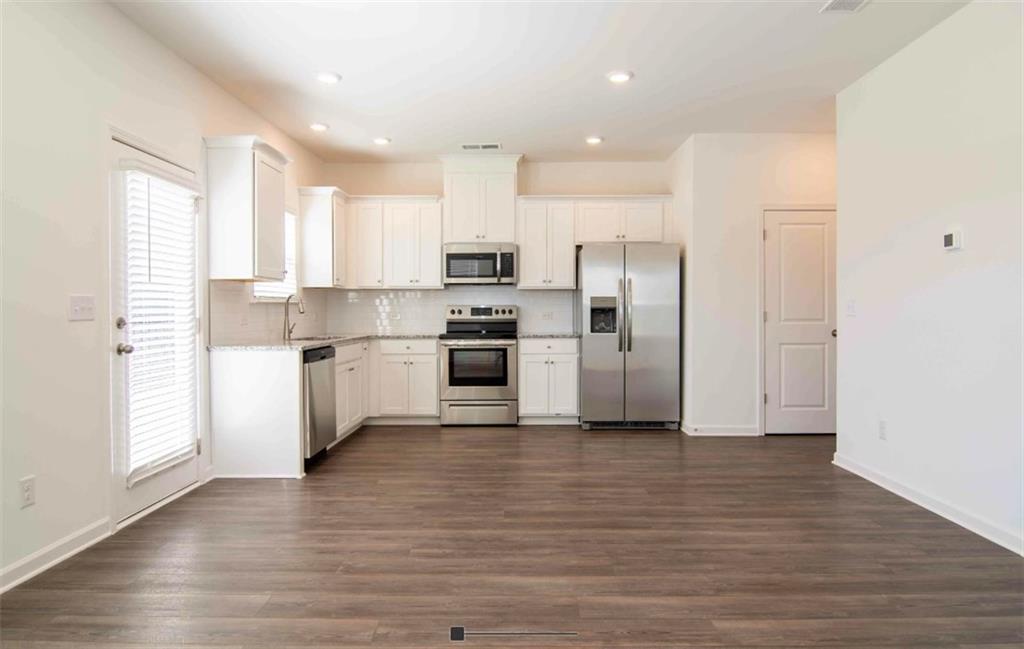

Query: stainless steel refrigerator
579 243 680 428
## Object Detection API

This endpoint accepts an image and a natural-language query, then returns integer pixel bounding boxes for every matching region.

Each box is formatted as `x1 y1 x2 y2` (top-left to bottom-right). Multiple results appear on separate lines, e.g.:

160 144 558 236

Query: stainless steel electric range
438 305 518 425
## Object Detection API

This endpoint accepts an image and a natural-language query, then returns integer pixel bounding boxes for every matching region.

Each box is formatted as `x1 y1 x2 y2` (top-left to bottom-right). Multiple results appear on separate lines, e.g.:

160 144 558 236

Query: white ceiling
114 1 964 163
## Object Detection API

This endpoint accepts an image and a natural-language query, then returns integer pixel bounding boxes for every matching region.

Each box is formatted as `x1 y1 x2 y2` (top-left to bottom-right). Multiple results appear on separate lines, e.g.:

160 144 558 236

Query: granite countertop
517 333 580 339
208 333 438 352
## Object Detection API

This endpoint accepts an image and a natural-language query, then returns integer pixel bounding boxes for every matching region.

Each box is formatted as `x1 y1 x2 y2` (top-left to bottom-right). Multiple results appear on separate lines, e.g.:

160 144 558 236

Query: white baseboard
1 517 110 593
363 417 441 426
682 423 760 437
518 417 580 425
833 452 1023 556
213 473 302 479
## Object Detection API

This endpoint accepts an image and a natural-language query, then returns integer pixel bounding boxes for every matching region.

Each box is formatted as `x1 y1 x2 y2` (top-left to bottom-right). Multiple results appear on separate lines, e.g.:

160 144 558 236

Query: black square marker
450 626 466 642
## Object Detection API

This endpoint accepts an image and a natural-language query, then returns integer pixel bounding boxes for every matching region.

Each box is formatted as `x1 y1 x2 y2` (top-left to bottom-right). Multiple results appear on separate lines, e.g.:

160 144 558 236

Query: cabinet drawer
519 338 578 355
380 339 437 355
334 341 364 364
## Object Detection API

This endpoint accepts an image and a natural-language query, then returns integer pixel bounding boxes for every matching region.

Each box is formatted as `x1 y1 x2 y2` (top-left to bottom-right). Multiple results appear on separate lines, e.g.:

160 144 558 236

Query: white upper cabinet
206 136 290 281
517 200 576 289
347 200 384 288
441 154 521 243
299 187 347 288
622 201 665 242
574 198 670 243
383 199 442 288
576 202 622 243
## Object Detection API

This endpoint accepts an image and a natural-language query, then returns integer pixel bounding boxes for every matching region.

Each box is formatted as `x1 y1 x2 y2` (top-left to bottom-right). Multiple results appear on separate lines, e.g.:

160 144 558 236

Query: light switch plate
68 294 96 321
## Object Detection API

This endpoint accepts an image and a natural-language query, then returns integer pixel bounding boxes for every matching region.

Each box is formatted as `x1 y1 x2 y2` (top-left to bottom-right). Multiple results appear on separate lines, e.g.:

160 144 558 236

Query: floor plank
2 427 1021 647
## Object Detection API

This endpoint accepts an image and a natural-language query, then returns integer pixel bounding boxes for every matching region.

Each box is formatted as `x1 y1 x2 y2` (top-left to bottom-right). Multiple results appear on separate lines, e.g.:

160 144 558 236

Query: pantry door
110 139 201 521
763 209 837 435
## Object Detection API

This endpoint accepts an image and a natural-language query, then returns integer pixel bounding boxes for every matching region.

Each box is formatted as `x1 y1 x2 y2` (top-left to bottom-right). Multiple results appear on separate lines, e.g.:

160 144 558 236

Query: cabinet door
332 195 347 287
548 354 579 416
383 203 418 287
353 202 384 288
547 203 576 288
347 360 364 426
445 173 481 242
518 355 551 415
517 203 549 288
576 202 622 243
407 355 439 416
253 151 286 280
622 202 664 242
335 360 351 437
417 203 443 288
481 173 516 242
379 355 409 415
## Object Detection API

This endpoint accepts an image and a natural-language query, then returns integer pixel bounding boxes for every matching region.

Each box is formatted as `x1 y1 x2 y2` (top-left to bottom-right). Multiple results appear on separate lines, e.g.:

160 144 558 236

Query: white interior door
764 209 836 434
110 141 200 521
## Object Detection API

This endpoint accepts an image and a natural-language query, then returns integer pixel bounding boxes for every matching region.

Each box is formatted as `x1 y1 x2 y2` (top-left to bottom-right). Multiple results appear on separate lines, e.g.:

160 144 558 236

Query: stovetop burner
443 304 518 340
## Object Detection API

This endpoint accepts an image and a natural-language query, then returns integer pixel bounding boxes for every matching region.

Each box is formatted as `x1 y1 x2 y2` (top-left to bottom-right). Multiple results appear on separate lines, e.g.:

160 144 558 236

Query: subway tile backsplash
325 286 576 336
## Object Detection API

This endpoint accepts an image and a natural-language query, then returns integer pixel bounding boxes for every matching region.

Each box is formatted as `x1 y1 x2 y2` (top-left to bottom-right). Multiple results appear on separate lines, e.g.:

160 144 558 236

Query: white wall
321 160 669 196
673 133 837 435
667 138 695 414
834 2 1022 553
0 1 325 587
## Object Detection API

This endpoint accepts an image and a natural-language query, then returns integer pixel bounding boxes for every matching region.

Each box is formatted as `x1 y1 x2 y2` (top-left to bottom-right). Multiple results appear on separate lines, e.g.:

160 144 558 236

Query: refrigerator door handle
626 277 633 352
617 278 624 352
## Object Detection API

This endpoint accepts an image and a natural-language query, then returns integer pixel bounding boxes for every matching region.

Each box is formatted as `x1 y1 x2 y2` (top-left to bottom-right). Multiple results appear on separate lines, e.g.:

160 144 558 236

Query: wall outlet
878 419 887 441
845 300 857 317
19 475 36 508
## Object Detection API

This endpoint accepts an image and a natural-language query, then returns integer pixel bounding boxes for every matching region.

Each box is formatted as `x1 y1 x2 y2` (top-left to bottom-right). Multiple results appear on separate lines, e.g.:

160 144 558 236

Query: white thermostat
943 229 962 251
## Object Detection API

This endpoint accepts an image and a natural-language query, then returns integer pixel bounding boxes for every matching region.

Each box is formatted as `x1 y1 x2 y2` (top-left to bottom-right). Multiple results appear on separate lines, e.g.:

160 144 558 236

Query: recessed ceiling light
309 122 329 132
373 137 391 146
316 72 341 85
606 70 634 84
586 136 604 145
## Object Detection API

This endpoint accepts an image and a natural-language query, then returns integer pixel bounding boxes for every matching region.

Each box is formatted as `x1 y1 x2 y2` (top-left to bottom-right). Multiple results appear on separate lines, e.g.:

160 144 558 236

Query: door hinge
764 392 768 405
763 310 768 323
196 438 202 455
763 229 767 241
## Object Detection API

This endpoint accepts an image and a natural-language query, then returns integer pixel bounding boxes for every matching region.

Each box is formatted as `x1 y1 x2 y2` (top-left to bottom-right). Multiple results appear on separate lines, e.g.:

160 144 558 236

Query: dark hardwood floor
2 427 1021 648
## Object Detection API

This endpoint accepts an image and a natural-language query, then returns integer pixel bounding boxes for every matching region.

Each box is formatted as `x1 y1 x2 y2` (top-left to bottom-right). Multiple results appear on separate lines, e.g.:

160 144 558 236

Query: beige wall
674 133 836 435
835 2 1022 552
1 1 325 585
321 160 669 196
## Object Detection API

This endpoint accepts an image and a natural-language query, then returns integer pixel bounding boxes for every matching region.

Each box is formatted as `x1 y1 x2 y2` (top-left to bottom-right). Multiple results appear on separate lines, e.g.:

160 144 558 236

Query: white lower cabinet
335 342 368 439
518 339 579 418
378 340 439 417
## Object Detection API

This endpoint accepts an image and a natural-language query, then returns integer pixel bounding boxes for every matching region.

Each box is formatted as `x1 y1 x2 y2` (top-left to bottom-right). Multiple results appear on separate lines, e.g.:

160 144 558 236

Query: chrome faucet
284 293 306 342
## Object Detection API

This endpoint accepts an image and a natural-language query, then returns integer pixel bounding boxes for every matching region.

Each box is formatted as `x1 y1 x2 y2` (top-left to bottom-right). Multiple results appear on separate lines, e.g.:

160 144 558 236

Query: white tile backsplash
325 286 576 335
209 281 328 345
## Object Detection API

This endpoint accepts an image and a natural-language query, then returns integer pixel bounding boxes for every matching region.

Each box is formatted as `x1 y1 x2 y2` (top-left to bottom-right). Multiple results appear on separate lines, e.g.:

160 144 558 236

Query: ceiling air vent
820 0 868 12
461 142 503 151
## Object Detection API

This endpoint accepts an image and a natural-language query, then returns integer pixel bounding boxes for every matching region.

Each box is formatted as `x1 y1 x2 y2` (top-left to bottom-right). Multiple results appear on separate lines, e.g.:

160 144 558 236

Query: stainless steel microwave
443 243 517 285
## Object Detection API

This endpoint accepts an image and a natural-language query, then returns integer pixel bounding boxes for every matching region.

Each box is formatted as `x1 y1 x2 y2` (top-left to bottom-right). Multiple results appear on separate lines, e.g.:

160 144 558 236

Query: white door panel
622 202 663 242
548 204 576 288
764 210 836 434
517 204 548 288
518 355 550 415
408 356 439 415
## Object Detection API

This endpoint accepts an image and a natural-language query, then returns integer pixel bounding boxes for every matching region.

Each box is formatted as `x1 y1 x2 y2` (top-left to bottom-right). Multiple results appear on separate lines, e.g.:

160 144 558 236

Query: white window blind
123 170 199 486
253 211 297 300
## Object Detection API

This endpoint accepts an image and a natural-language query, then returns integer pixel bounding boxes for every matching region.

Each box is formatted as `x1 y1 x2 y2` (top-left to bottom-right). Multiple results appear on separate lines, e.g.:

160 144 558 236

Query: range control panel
445 305 518 321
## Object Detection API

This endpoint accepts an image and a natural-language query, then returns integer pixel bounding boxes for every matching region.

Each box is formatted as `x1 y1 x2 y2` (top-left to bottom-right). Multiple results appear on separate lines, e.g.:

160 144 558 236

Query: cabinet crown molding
299 186 348 197
203 135 291 166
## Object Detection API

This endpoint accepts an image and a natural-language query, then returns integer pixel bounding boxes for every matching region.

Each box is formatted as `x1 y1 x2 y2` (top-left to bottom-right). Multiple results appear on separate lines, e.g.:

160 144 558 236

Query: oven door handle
440 339 518 347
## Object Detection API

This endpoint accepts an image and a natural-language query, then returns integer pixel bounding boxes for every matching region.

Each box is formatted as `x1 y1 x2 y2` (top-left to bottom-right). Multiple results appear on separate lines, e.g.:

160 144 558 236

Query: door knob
831 329 837 338
116 343 134 355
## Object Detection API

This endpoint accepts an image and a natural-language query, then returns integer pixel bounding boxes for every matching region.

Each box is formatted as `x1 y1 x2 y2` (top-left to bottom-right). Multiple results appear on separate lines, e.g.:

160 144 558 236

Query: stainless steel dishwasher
303 345 337 458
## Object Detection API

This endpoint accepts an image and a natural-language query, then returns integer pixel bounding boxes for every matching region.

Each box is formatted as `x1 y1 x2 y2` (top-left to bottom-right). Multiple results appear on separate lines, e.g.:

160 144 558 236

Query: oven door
444 250 499 284
440 340 518 401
